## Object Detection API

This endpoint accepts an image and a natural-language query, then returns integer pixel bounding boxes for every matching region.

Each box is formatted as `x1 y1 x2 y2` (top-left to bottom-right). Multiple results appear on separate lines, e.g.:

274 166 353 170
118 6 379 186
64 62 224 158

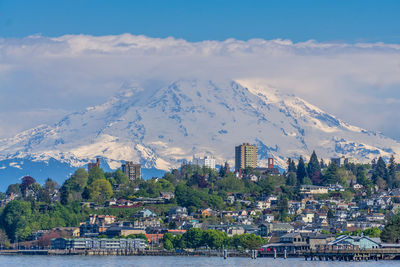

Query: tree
277 196 289 222
60 168 89 204
307 151 321 179
372 157 387 185
216 174 246 193
172 234 186 249
113 169 129 185
239 233 265 250
6 183 21 196
0 229 10 249
71 168 89 190
322 161 340 185
296 156 307 184
363 227 381 238
356 167 372 188
164 239 173 250
257 176 275 196
88 166 106 184
184 228 204 248
381 213 400 243
286 172 297 186
88 179 113 203
0 200 32 241
202 230 228 249
320 159 326 169
20 176 36 197
106 169 129 186
38 178 59 203
388 155 397 188
287 158 296 173
175 184 209 212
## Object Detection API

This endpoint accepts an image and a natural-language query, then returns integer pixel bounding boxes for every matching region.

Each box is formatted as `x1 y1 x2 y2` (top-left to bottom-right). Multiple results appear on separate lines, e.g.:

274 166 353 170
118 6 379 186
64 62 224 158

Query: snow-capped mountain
0 79 399 183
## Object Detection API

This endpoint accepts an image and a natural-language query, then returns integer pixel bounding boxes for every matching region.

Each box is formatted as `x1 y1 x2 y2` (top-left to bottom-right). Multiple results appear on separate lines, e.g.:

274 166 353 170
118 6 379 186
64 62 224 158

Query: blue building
328 235 381 249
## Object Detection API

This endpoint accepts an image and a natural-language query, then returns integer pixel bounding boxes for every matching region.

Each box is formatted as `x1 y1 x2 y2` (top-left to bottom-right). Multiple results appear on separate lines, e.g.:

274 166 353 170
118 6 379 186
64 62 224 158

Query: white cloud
0 34 400 140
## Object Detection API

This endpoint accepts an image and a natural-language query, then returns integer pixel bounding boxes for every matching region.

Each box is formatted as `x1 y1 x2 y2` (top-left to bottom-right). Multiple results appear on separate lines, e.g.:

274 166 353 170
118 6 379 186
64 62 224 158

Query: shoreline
1 249 400 261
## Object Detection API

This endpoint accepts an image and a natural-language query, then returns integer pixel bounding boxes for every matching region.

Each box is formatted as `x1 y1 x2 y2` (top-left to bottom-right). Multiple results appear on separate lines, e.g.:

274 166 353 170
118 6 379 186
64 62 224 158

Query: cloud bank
0 34 400 140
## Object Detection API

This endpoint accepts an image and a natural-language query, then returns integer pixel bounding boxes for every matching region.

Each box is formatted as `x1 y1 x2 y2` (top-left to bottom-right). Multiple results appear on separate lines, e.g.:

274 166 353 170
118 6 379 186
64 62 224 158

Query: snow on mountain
0 79 399 173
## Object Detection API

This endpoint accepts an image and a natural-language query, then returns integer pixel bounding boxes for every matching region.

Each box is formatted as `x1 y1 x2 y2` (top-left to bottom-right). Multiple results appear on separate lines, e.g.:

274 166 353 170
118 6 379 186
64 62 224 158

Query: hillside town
0 143 400 258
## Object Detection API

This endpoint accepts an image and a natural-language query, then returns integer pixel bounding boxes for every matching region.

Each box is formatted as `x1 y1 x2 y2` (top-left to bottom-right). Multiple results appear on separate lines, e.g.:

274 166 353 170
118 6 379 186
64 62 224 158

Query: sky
1 0 400 43
0 1 400 140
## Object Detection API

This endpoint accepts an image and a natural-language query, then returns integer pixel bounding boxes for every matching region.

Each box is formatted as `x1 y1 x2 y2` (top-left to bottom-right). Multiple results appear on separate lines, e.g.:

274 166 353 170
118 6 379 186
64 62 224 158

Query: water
0 256 399 267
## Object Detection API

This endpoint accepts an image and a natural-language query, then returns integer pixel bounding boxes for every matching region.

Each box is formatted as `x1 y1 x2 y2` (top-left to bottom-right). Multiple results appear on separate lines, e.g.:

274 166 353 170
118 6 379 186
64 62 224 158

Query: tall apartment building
121 161 141 181
235 143 257 171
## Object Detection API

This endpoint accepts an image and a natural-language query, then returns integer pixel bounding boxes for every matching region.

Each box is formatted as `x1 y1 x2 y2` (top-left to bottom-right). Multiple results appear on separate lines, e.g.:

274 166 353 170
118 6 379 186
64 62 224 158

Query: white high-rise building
192 155 216 169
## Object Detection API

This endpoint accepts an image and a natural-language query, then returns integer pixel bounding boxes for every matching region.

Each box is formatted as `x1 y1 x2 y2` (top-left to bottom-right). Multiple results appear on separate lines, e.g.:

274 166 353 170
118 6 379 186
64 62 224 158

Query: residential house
265 222 294 236
256 200 271 210
134 208 157 218
160 191 175 200
298 210 315 223
168 206 188 221
105 223 146 238
300 185 328 195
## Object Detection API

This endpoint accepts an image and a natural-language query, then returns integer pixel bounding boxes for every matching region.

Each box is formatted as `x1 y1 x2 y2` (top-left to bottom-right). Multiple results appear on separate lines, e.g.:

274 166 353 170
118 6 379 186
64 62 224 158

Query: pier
304 248 400 261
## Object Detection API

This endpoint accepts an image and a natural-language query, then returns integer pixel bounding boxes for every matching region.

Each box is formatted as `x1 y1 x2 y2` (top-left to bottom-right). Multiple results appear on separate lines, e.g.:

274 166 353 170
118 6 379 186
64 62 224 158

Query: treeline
286 151 400 191
59 167 176 205
0 200 88 242
336 227 381 238
162 228 265 250
381 213 400 243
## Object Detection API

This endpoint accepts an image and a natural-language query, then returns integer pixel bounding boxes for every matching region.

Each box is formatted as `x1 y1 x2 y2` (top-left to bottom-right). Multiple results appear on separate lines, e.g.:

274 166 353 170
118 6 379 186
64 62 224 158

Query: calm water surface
0 256 399 267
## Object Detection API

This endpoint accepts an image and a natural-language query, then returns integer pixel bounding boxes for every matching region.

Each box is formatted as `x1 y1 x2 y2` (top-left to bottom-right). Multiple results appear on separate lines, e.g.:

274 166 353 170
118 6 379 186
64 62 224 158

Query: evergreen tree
323 161 340 185
307 151 321 185
287 158 296 173
356 168 372 188
291 159 296 172
320 158 326 169
388 155 396 188
307 151 321 176
296 156 307 184
277 196 289 222
381 213 400 243
286 172 297 186
371 158 377 170
372 157 387 184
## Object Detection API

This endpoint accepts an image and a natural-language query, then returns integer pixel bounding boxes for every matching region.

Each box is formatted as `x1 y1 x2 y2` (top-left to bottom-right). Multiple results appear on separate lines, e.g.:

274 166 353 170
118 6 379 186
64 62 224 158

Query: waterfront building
51 237 147 250
328 235 381 249
121 161 141 180
235 143 257 171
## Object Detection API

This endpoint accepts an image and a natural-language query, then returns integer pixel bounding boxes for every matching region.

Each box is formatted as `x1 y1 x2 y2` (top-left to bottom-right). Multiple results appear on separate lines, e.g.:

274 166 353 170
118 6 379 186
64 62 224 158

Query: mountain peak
0 78 399 173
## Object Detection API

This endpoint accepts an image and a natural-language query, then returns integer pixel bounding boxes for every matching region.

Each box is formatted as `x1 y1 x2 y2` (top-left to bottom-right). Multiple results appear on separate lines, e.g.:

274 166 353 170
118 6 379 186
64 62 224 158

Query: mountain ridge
0 79 399 177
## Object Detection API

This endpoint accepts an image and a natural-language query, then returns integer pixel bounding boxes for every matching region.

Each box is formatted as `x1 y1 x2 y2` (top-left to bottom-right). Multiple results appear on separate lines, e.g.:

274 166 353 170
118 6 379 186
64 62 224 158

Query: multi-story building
51 237 147 250
121 161 141 180
192 155 216 169
235 143 257 171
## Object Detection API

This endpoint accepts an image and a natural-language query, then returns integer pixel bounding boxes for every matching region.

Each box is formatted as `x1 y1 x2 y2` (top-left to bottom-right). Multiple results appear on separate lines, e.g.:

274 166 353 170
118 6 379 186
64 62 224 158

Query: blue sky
1 0 400 43
0 1 400 141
